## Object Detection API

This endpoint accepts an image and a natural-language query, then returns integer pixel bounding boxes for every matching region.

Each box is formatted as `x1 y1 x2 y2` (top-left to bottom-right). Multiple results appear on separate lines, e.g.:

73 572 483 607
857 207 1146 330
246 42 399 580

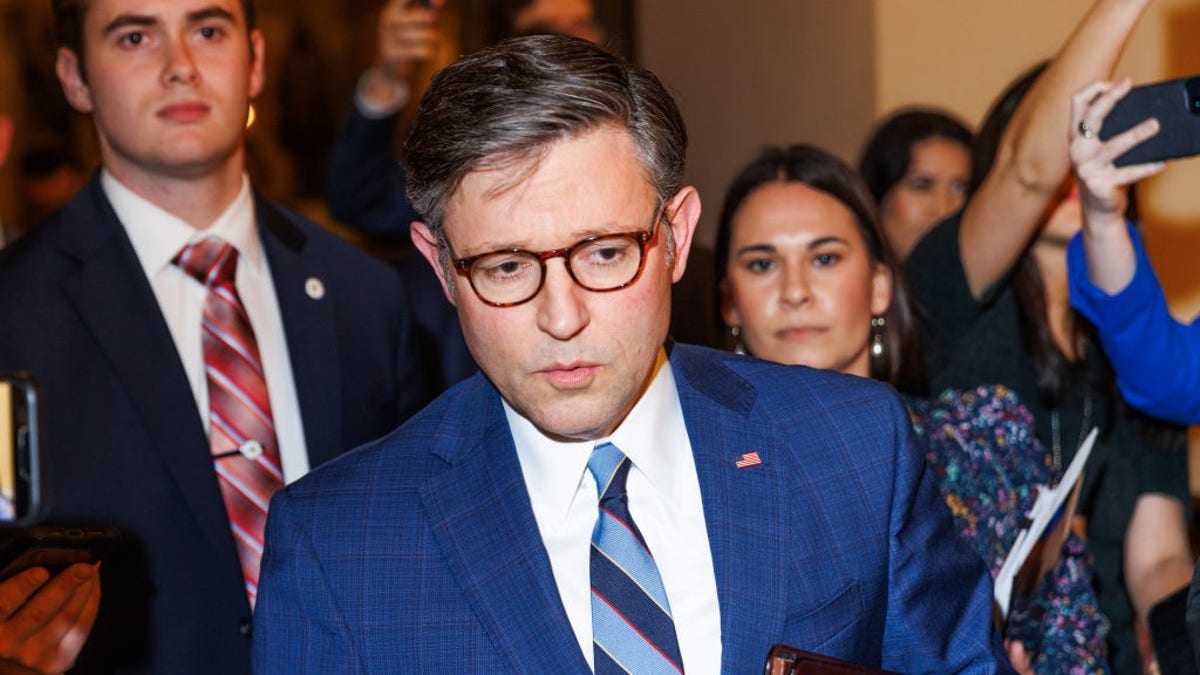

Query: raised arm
1066 79 1200 424
326 0 443 236
958 0 1153 298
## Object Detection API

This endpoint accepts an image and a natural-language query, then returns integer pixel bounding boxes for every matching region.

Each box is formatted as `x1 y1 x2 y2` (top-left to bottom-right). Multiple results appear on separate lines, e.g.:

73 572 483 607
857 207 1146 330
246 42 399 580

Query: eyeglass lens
470 233 645 305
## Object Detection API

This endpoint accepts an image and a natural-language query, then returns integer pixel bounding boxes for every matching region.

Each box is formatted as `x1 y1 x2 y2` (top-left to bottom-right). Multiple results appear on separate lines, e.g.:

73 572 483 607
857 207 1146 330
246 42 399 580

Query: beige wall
637 1 876 248
875 0 1093 126
875 0 1200 315
641 0 1200 486
641 0 1200 314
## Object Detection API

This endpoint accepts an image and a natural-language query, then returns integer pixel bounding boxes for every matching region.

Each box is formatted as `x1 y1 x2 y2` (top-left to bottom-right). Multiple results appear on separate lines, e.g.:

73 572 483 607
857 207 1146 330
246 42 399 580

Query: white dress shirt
104 171 310 483
507 350 722 673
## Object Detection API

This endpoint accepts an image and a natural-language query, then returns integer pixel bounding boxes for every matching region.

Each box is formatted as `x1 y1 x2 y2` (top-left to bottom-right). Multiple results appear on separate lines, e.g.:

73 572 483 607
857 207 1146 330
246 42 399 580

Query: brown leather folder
764 644 898 675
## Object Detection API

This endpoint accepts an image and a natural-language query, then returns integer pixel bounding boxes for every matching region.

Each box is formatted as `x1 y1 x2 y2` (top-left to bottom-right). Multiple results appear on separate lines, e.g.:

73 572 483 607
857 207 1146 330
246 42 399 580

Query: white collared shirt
507 351 722 673
104 170 310 482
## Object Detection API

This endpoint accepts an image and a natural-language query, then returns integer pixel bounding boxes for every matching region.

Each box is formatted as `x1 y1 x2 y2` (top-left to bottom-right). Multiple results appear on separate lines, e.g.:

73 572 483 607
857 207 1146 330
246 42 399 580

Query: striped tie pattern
587 442 684 674
174 237 283 608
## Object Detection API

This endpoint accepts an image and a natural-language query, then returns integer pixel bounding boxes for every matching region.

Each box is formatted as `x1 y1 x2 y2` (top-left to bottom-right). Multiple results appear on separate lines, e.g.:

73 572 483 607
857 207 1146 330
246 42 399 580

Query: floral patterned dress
908 385 1110 674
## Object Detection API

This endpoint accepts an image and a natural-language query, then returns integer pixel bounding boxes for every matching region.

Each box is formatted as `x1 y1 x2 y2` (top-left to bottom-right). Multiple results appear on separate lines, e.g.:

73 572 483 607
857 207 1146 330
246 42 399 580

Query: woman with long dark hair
715 144 1109 673
858 108 973 259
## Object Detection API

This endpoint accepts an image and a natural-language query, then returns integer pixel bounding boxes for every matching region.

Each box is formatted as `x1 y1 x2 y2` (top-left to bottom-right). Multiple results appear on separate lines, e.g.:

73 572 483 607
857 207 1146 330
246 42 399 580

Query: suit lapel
419 381 589 672
56 179 239 567
256 201 342 468
671 346 790 671
419 348 792 670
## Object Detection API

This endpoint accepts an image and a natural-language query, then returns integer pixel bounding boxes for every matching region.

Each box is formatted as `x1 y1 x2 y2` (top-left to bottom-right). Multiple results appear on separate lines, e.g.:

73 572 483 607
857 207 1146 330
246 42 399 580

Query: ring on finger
1078 120 1096 139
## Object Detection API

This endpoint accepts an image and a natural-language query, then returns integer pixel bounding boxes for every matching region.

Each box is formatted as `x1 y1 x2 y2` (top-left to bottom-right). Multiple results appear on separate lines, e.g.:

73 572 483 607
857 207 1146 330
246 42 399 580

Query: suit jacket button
239 619 252 637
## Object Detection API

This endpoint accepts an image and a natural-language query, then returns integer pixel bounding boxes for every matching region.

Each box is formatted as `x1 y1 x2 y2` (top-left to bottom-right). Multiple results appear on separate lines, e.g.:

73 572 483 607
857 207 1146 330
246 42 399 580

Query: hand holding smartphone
0 376 108 673
0 375 121 580
0 541 103 674
1099 75 1200 166
0 526 120 581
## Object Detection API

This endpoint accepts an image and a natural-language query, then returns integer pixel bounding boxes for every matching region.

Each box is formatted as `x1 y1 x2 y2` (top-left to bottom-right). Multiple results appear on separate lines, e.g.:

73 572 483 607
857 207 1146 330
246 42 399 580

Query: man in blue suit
0 0 425 672
255 35 1009 673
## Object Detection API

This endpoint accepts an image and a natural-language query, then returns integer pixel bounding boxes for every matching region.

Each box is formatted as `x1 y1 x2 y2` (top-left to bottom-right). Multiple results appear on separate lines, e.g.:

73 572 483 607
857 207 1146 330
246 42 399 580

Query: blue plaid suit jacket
253 344 1009 673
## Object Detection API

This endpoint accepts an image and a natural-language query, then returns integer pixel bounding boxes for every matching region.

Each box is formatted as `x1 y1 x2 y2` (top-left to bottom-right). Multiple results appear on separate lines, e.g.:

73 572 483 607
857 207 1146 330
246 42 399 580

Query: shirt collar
507 348 690 525
102 170 262 278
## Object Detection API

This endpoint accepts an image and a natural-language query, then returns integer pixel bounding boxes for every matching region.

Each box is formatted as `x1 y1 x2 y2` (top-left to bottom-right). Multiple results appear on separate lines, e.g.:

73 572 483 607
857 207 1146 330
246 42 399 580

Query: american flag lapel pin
735 451 762 469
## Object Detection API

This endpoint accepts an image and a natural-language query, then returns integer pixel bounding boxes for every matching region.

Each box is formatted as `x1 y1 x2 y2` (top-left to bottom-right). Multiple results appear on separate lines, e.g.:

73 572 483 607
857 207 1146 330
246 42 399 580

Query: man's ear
55 47 93 114
411 221 457 306
664 186 701 284
248 29 266 100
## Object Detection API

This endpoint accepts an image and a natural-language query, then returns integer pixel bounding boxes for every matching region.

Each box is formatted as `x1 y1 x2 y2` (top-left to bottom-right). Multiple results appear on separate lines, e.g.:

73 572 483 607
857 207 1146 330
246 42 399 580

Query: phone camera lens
1187 77 1200 116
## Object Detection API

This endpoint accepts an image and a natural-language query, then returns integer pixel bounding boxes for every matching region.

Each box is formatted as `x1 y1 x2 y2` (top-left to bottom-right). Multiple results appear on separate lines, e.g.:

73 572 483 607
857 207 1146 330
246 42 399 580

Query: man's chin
520 401 621 443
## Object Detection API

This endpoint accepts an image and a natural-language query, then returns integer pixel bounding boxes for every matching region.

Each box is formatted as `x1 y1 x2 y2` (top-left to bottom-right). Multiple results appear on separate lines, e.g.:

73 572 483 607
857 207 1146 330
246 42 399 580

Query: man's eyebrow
100 7 236 39
101 14 157 38
187 6 237 24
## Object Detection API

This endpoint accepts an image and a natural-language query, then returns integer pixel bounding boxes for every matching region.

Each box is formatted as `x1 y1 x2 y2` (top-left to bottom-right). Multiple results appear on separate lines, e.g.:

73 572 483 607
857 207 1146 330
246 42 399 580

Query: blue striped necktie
587 442 684 674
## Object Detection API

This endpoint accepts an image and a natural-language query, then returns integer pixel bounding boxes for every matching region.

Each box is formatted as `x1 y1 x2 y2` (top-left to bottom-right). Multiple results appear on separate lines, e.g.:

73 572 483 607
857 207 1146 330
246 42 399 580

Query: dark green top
906 212 1189 675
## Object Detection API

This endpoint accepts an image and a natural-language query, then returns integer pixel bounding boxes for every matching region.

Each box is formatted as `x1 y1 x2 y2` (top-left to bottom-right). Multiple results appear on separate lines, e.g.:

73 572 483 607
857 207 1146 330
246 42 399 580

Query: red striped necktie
174 237 283 608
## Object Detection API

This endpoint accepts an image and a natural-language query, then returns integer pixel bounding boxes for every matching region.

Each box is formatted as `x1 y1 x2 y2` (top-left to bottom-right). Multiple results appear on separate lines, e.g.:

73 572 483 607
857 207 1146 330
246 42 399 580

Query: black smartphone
1101 75 1200 166
0 373 41 526
0 526 121 580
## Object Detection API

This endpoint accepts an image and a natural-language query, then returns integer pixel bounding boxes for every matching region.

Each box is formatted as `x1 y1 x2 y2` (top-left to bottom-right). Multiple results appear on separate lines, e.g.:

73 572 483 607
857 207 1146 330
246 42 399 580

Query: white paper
993 427 1098 618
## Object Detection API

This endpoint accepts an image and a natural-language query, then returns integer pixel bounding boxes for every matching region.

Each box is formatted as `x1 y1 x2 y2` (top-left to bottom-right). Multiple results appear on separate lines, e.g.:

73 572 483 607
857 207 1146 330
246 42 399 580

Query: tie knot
174 237 238 289
587 442 630 502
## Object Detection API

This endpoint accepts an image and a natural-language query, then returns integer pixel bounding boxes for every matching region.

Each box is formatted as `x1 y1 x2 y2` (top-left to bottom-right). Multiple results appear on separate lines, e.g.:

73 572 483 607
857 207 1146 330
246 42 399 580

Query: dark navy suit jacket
254 344 1010 673
0 176 426 674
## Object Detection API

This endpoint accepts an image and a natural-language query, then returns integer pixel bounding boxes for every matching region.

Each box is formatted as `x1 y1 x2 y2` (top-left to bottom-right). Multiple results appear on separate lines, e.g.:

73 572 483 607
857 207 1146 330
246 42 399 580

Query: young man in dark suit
0 0 425 671
255 35 1010 673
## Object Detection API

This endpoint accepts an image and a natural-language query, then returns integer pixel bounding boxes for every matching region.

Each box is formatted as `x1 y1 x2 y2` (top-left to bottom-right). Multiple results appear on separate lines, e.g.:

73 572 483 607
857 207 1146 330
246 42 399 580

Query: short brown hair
404 35 687 241
51 0 257 63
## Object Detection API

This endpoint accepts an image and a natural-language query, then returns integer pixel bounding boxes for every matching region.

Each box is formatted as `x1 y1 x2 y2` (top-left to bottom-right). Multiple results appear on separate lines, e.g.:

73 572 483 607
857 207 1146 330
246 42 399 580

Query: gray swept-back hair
405 34 687 244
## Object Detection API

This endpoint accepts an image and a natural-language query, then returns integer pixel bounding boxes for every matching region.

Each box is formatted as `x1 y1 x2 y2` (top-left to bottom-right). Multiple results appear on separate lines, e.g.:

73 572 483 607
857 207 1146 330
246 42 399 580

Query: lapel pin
735 451 762 469
305 277 325 300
